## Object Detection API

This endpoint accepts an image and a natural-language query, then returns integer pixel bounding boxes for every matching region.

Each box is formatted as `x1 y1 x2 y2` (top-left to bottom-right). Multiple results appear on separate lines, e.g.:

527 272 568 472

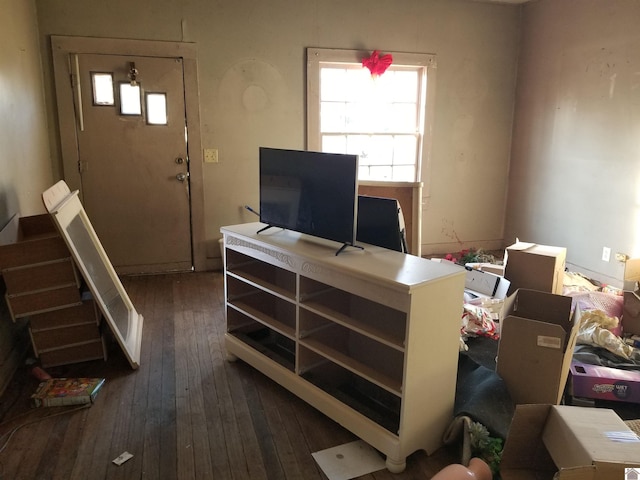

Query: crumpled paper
461 304 498 340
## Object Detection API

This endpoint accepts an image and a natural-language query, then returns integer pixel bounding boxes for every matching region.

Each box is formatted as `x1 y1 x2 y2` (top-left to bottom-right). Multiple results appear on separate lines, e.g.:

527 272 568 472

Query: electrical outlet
602 246 611 262
204 148 218 163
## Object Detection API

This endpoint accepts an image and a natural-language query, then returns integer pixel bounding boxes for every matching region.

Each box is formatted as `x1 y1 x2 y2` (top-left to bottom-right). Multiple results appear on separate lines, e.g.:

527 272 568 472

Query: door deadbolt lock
176 172 189 182
175 157 185 164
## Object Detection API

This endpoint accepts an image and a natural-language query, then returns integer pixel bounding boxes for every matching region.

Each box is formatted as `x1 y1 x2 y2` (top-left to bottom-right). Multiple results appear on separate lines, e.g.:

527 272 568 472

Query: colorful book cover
31 377 105 407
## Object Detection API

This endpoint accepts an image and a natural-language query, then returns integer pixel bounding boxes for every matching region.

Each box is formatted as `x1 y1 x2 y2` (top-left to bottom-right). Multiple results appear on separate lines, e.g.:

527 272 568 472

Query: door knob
176 172 189 182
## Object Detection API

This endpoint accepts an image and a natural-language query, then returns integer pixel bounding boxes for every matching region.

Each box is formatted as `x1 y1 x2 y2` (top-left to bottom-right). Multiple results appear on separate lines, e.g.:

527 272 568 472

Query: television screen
259 147 359 247
356 195 404 252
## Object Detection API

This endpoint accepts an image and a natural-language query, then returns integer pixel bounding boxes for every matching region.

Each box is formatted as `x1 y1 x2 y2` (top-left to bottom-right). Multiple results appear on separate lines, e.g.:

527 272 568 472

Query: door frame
51 35 206 271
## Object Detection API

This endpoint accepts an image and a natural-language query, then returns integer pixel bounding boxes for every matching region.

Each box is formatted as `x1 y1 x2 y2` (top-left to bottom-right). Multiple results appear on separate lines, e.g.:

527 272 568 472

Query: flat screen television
259 147 359 253
356 195 405 253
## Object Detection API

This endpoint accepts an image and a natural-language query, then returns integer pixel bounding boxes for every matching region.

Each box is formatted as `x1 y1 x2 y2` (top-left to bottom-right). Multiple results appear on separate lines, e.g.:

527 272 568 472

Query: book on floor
31 377 105 407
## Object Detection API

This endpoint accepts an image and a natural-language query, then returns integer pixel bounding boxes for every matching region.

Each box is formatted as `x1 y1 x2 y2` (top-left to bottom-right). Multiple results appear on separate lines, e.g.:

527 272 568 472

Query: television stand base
256 224 283 235
336 243 364 256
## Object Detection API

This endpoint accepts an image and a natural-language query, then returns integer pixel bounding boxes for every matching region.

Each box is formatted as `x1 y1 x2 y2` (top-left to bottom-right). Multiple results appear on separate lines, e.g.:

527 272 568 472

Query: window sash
307 48 436 184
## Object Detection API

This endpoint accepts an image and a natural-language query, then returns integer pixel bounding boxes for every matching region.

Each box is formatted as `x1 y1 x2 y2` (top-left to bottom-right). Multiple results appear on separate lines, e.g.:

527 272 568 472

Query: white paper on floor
311 440 386 480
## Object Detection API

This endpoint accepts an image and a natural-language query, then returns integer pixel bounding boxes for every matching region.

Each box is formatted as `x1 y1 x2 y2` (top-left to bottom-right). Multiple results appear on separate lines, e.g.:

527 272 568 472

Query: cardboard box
623 291 640 335
623 257 640 291
544 406 640 479
623 258 640 335
504 242 566 295
496 289 579 405
501 404 640 479
570 360 640 404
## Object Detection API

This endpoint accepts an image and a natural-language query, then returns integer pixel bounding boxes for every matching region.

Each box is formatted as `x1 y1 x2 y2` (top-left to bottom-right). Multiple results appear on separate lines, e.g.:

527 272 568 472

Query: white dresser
221 223 464 472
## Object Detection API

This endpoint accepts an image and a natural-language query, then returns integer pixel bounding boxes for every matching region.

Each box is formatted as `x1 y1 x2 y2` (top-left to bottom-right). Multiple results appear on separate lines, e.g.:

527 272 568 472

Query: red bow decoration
362 50 393 77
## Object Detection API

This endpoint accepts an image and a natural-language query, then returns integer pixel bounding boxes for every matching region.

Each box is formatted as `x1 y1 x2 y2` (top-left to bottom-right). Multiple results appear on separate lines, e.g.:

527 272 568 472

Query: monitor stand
256 225 363 256
256 224 282 235
335 243 364 256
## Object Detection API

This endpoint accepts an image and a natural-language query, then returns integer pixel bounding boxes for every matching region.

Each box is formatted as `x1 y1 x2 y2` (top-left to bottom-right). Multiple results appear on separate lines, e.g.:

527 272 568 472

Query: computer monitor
356 195 406 253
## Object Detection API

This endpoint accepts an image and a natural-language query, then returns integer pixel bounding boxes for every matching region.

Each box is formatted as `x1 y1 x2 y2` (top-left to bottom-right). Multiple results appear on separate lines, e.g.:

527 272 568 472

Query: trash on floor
311 440 385 480
112 451 134 466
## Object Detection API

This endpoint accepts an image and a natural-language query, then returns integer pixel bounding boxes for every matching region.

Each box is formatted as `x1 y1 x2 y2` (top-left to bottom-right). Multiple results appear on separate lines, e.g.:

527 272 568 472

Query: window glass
322 135 346 153
119 83 141 115
91 73 114 106
146 93 167 125
320 69 348 101
394 135 418 163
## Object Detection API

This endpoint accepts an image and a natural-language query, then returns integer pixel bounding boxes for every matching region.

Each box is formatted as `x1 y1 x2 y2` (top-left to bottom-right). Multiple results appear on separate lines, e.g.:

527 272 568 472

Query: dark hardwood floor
0 272 458 480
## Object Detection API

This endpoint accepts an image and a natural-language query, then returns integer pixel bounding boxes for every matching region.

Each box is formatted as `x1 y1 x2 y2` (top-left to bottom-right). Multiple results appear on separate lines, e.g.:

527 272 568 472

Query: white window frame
306 47 437 185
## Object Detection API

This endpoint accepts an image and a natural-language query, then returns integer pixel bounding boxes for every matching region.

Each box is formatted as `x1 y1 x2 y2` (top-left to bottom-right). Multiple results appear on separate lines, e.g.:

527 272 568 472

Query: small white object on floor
112 451 134 466
311 440 386 480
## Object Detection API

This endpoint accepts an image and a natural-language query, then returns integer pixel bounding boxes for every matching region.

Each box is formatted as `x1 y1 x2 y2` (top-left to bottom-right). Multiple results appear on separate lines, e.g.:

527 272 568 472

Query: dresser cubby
298 311 404 395
299 277 406 351
221 223 465 473
226 249 295 300
227 311 296 372
226 277 296 336
299 345 401 434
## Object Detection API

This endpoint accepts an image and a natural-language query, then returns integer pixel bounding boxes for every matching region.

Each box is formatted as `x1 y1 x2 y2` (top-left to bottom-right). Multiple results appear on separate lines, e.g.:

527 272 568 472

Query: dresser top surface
221 223 464 289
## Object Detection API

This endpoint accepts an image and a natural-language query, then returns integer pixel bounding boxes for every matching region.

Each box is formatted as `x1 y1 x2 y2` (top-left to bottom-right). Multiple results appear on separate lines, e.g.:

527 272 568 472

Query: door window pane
146 93 167 125
91 73 114 106
119 83 141 115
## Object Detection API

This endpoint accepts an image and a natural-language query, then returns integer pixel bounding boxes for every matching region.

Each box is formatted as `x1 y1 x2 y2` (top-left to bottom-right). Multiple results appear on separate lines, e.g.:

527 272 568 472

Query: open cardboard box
504 242 566 295
497 289 580 405
501 404 640 479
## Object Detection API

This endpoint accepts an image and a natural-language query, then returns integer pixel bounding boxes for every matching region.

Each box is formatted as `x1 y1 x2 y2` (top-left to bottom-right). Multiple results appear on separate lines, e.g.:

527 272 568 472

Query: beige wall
506 0 640 287
35 0 521 264
0 0 53 227
0 0 52 392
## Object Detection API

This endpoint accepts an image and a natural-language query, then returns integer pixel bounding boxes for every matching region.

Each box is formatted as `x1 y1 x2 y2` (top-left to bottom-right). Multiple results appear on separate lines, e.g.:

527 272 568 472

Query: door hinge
78 161 88 173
